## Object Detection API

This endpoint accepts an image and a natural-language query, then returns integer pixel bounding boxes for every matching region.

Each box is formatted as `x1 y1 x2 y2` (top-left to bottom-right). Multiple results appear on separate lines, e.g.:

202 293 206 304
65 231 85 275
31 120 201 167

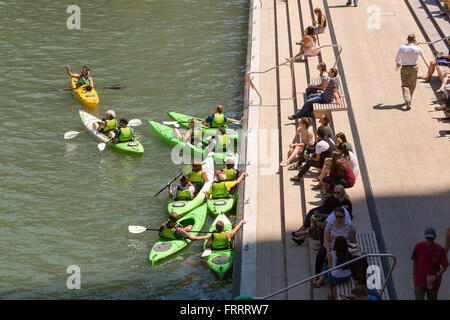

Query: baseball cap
216 170 226 180
225 158 234 165
424 227 436 238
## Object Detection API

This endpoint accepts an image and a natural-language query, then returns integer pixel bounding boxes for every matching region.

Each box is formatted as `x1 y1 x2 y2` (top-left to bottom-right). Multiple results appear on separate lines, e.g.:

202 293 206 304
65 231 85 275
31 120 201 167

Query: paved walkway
236 0 450 300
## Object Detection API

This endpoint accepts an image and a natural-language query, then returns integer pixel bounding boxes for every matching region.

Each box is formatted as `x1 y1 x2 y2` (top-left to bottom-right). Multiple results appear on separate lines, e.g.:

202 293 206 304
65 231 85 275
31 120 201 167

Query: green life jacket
76 75 90 88
118 127 133 142
104 119 117 131
176 186 192 200
223 168 236 181
211 113 225 128
216 134 227 152
211 231 230 250
159 222 182 240
212 182 228 199
189 170 204 183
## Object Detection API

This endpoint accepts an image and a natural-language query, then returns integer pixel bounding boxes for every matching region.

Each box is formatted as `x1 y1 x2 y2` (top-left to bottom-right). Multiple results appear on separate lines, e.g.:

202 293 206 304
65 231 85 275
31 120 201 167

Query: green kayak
203 214 234 279
167 111 240 146
148 120 237 165
149 203 207 265
79 110 144 155
207 188 238 218
167 153 214 217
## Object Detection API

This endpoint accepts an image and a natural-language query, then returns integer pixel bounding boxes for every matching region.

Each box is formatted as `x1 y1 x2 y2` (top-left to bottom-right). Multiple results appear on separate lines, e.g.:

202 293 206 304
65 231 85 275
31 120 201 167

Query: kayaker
168 176 195 200
93 110 117 136
65 64 94 90
186 161 209 195
203 219 247 250
112 118 135 143
173 118 203 148
159 212 193 240
205 127 230 154
205 170 249 199
202 105 244 128
222 158 239 181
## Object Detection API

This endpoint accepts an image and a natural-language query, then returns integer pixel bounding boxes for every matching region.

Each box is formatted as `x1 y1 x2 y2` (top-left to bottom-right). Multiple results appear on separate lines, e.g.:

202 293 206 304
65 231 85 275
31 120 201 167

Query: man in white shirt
395 34 423 110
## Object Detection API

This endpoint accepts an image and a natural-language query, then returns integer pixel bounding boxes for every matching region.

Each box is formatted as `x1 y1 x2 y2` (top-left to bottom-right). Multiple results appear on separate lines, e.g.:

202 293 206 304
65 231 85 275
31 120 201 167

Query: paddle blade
162 121 180 128
128 225 147 234
201 249 212 257
109 85 126 90
97 143 107 151
64 131 79 139
128 119 142 127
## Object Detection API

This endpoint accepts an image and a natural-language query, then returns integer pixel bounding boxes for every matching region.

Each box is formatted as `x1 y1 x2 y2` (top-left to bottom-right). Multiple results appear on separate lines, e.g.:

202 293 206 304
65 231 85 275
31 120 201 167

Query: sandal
311 184 321 191
290 176 301 182
287 164 299 171
312 178 320 182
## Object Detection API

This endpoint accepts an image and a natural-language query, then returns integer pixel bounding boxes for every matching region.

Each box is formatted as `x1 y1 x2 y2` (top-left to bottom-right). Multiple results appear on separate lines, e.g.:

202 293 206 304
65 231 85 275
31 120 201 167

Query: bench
310 77 347 119
336 231 390 300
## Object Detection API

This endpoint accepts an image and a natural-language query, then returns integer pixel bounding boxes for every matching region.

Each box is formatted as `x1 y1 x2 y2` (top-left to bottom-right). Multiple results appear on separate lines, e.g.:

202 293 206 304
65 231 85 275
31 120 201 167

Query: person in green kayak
66 64 94 90
202 105 244 128
168 176 195 200
186 161 209 195
93 109 117 135
205 127 230 154
173 118 204 148
203 219 247 250
159 212 194 240
112 118 135 143
205 170 249 199
222 158 239 181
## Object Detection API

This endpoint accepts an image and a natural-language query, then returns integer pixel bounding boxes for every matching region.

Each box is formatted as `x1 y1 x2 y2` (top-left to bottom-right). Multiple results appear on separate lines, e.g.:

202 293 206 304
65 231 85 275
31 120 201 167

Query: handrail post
249 253 396 300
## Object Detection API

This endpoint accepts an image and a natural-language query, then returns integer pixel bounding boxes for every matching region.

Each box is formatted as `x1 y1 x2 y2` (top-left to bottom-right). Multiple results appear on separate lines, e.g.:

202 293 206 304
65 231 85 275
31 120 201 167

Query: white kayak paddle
201 249 212 257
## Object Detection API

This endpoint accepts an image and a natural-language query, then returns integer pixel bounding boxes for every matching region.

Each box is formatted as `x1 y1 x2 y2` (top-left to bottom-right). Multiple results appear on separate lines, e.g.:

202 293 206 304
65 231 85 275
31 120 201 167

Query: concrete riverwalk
234 0 450 300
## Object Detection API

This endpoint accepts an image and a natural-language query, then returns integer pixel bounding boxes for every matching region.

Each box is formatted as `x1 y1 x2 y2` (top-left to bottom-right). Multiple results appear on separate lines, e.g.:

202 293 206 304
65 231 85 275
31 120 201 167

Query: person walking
395 34 423 110
411 227 448 300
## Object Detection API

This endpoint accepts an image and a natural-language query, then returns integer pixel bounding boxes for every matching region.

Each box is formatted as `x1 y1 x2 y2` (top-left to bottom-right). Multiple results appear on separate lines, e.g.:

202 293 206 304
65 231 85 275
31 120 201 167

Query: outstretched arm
235 172 249 185
65 64 78 78
227 220 246 239
187 234 211 241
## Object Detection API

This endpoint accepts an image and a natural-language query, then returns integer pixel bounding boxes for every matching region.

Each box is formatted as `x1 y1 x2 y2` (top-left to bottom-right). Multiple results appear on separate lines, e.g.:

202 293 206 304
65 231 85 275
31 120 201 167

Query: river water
0 0 248 299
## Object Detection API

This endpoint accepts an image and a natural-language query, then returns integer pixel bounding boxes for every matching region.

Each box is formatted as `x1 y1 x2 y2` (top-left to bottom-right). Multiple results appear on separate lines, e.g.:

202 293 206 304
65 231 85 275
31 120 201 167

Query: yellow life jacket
223 168 236 181
159 222 182 240
104 119 116 131
211 182 228 198
176 186 192 200
118 127 133 142
215 134 227 152
211 231 230 250
189 170 204 183
211 113 225 128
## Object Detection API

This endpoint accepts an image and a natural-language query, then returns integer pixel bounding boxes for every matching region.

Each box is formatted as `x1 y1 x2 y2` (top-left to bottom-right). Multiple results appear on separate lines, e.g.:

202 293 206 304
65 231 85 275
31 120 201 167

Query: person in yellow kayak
173 118 203 148
202 105 244 128
93 110 117 136
112 118 135 143
65 64 94 91
168 176 195 200
203 219 247 250
205 170 248 199
186 161 209 195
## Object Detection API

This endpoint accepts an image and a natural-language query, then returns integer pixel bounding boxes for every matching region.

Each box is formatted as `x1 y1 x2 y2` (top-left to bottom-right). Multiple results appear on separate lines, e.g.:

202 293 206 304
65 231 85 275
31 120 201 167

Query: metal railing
246 44 343 106
417 37 450 68
250 253 396 300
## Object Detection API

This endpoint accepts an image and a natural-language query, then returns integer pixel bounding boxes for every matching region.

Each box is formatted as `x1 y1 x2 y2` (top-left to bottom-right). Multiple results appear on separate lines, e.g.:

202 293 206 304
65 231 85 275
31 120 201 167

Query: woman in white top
306 62 329 96
280 117 315 167
326 236 353 299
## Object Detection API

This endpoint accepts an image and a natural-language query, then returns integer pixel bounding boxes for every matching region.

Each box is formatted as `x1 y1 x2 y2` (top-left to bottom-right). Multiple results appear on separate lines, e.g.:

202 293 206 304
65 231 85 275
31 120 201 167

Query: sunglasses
335 215 345 218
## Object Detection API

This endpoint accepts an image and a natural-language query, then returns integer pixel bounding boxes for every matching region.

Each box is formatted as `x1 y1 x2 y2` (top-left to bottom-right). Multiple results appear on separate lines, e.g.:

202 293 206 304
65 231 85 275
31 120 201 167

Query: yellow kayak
71 78 99 108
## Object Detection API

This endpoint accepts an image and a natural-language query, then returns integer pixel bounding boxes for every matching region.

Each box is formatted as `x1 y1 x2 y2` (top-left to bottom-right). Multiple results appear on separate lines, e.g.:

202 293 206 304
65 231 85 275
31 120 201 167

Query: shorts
436 58 450 67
